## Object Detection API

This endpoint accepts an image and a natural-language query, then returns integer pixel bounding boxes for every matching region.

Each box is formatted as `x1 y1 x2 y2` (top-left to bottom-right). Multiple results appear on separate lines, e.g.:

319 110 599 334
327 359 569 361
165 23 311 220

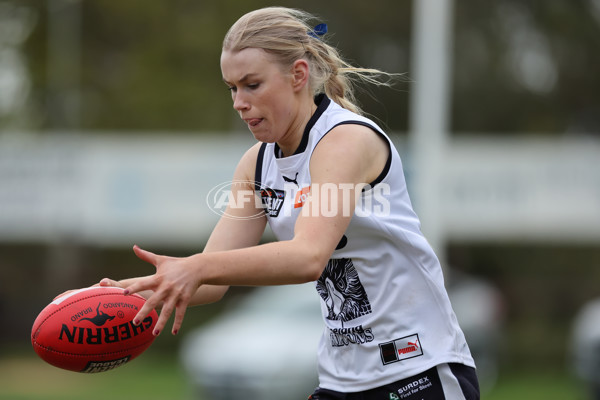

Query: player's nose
233 92 250 112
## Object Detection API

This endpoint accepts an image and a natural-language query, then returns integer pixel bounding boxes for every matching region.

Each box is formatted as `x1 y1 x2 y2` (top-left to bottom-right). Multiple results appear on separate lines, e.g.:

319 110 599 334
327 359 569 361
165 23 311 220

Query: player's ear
291 59 310 92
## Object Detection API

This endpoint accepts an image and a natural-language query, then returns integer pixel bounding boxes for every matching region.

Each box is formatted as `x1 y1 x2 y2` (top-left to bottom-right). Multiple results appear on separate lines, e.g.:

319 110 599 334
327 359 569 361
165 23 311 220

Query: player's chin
250 127 277 144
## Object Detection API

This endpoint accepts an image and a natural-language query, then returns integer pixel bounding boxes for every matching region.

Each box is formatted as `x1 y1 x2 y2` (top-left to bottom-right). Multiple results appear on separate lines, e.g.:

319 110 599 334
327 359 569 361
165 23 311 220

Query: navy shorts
308 363 479 400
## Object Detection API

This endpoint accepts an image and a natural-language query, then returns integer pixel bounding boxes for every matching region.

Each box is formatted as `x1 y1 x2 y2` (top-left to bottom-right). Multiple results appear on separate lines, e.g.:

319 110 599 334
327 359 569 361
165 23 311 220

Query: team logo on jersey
379 334 424 365
260 188 285 217
316 258 372 323
329 324 374 347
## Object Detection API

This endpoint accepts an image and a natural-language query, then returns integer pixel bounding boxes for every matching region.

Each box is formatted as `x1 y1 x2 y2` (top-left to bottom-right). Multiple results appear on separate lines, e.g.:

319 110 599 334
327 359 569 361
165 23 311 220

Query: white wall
1 132 599 247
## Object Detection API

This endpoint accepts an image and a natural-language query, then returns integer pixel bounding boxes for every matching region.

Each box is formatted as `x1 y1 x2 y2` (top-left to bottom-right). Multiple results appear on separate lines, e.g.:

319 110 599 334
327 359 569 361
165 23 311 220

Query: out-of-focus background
1 0 599 399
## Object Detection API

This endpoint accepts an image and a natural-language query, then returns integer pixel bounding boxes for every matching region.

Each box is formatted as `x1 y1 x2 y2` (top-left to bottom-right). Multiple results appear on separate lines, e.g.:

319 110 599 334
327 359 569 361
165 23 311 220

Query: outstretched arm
184 142 268 305
126 124 389 336
101 143 267 318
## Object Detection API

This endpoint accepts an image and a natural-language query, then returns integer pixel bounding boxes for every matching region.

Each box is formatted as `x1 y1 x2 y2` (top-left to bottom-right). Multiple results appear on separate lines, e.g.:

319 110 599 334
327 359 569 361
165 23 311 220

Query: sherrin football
31 286 158 373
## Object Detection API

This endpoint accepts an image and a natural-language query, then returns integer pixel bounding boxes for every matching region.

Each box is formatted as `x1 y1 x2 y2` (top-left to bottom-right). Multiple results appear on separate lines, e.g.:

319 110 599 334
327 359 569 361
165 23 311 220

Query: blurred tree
18 0 412 132
0 0 38 129
452 0 600 135
72 0 238 131
278 0 413 132
7 0 599 134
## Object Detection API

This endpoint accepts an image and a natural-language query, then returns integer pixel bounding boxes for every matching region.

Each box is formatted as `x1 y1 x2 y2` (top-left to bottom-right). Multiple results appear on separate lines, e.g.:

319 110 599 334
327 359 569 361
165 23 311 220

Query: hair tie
309 23 328 39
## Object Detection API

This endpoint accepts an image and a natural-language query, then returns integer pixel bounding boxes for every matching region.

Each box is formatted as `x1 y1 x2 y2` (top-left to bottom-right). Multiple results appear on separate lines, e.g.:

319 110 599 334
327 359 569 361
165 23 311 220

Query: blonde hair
222 7 395 115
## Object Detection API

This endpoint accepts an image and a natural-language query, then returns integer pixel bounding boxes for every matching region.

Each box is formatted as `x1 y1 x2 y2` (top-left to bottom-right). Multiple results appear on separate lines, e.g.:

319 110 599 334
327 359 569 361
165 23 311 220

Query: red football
31 286 158 373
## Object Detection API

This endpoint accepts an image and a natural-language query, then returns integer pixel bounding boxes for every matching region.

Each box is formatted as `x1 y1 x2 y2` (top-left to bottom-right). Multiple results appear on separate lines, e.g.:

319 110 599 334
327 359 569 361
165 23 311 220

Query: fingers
54 280 113 301
122 275 155 297
127 282 163 333
133 245 160 266
126 245 196 336
154 297 177 336
131 289 186 337
171 304 188 335
124 275 171 335
128 284 192 337
99 278 122 288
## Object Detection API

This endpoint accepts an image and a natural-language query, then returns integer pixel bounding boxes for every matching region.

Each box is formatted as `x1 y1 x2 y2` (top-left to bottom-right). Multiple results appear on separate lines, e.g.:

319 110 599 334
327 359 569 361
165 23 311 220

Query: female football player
101 7 479 399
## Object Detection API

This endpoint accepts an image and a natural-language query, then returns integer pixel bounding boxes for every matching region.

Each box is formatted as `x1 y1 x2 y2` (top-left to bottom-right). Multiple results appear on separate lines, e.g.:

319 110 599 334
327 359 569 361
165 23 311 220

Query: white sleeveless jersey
255 95 474 392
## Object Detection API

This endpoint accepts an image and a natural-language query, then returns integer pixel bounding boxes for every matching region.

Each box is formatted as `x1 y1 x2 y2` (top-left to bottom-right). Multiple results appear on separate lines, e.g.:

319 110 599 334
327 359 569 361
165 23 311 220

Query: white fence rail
1 132 599 247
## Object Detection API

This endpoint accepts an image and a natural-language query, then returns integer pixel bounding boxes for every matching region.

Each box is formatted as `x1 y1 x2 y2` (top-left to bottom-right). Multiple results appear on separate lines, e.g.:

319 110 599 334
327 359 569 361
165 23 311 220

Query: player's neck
277 98 317 157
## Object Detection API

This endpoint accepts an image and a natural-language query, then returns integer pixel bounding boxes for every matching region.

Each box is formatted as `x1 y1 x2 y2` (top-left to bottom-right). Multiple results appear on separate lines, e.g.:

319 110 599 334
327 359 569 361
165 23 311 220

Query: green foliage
6 1 600 132
17 0 413 132
453 0 600 134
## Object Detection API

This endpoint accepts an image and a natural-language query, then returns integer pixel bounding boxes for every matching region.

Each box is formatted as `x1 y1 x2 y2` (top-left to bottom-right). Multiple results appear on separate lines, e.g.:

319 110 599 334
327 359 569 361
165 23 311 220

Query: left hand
124 245 202 336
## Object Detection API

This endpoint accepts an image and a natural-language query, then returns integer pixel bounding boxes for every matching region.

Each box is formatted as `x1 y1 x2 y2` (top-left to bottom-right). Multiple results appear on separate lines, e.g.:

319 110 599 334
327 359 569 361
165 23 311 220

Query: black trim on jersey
274 93 331 158
254 142 267 191
335 234 348 250
317 121 393 188
369 137 392 188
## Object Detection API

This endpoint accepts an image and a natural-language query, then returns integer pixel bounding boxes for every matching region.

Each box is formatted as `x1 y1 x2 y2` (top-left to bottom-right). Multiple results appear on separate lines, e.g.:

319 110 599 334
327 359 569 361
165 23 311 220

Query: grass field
0 351 590 400
0 352 189 400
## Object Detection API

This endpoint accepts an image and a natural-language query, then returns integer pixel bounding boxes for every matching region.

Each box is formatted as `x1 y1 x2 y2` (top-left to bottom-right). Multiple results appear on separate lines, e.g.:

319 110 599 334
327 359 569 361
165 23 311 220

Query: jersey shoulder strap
254 142 268 191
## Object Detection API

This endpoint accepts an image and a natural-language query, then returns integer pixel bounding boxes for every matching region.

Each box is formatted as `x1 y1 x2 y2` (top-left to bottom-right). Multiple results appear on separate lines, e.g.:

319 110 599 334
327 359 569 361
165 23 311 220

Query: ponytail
223 7 398 115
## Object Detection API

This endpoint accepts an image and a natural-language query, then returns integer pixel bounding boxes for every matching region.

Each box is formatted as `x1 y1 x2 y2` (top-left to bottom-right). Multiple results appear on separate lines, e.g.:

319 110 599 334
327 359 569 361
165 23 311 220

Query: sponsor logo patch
294 186 311 208
379 334 423 365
